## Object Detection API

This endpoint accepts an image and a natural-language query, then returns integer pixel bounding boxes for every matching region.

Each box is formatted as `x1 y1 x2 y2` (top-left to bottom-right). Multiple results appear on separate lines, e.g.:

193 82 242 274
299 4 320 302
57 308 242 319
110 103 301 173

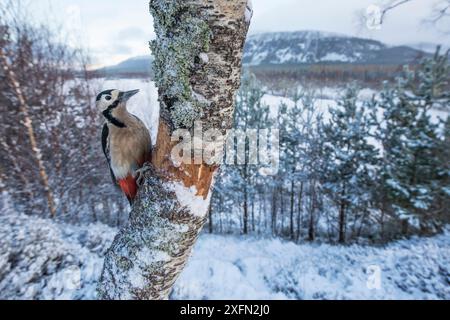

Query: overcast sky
27 0 450 68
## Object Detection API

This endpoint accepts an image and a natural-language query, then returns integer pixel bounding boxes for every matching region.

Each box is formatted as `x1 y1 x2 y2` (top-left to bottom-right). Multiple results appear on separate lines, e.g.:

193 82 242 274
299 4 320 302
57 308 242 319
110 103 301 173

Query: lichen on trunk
150 0 211 129
150 0 250 132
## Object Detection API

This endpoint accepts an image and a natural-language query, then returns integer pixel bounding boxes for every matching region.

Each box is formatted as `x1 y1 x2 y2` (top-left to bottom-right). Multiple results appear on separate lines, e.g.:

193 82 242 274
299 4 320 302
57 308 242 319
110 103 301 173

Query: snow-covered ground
174 233 450 300
1 212 448 300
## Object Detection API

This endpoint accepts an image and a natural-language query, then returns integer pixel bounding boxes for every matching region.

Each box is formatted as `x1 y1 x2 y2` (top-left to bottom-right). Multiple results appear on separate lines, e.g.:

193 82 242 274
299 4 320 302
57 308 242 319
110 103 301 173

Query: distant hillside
243 31 429 66
93 31 432 79
406 42 449 54
95 55 153 78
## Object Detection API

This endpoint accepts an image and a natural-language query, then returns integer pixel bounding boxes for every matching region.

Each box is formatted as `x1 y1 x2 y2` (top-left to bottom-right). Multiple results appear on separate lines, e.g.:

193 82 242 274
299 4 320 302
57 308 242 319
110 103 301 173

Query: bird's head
95 89 140 113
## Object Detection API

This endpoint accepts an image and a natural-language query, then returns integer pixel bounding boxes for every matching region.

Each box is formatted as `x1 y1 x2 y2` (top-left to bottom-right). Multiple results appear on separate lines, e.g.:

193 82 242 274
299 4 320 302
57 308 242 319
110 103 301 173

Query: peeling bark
98 0 251 300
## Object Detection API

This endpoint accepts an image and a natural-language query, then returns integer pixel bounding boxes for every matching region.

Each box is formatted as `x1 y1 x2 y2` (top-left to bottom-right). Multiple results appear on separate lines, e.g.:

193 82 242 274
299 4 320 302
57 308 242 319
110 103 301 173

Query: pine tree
232 72 270 234
376 48 450 235
278 90 319 239
321 86 379 243
296 91 325 241
208 72 271 234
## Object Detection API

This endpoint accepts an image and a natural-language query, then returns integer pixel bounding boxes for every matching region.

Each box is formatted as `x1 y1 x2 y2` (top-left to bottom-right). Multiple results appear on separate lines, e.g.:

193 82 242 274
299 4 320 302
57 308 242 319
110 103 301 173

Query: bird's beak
121 89 140 102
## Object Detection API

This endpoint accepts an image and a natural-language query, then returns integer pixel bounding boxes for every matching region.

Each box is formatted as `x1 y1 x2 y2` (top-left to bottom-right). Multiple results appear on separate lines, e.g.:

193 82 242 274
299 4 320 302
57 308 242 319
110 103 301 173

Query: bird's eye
105 95 112 101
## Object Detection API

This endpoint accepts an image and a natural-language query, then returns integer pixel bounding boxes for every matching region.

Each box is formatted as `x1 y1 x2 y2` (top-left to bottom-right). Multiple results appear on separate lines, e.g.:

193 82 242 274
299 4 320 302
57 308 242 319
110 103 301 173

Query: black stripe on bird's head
96 89 140 111
96 89 114 102
96 89 140 128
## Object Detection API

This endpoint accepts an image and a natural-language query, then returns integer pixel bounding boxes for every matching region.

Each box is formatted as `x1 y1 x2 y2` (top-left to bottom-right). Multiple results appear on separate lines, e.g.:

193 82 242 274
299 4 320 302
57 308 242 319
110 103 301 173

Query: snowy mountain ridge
95 31 433 77
243 30 429 66
95 55 154 76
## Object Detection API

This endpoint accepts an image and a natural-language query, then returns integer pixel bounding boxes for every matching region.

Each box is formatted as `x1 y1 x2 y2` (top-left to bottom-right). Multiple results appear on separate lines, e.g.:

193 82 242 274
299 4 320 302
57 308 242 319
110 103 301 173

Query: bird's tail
118 176 137 205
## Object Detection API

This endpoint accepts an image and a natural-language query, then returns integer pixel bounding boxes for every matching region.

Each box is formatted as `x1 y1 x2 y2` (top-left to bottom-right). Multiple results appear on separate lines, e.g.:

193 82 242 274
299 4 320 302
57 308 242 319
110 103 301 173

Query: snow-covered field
0 211 448 300
175 233 450 300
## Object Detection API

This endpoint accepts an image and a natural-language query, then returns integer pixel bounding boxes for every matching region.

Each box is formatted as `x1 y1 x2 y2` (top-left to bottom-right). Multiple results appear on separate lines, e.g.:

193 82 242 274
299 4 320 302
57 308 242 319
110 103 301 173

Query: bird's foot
134 163 153 187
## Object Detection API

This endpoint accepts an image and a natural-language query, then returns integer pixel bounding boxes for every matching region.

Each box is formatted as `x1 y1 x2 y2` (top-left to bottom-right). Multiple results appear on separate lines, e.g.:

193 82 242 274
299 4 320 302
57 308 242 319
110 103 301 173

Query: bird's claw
135 163 153 187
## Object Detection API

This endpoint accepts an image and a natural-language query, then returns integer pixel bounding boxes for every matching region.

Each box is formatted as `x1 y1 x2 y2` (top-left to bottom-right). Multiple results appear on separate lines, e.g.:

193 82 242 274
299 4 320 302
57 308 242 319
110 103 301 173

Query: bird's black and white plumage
101 124 117 185
96 89 151 204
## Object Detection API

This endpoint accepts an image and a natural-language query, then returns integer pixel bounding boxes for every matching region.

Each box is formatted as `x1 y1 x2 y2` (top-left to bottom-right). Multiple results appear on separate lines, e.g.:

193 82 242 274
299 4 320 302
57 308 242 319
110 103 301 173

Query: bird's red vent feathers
118 176 138 203
118 156 150 203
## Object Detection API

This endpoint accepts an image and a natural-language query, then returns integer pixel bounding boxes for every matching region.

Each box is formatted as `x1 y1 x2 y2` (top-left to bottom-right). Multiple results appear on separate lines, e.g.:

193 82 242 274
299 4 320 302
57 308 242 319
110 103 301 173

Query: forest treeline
210 50 450 243
249 63 422 94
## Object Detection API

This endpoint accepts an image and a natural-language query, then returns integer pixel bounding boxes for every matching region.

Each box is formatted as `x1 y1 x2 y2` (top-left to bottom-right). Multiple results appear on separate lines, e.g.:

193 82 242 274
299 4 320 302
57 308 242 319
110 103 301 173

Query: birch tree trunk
0 46 57 218
98 0 252 300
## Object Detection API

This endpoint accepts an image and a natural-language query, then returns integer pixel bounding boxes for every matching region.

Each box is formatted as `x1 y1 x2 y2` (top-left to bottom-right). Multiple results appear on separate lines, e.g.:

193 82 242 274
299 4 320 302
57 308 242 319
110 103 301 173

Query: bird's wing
102 123 118 185
130 114 152 158
131 114 147 131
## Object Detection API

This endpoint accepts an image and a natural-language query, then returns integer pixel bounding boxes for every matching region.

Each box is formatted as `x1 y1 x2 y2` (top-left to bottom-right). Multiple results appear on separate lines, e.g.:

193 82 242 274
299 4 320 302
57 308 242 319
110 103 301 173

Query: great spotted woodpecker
96 89 151 204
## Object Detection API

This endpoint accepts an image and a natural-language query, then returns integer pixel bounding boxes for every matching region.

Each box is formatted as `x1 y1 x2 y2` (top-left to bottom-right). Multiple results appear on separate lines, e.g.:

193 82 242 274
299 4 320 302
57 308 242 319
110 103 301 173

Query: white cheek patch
98 90 120 113
97 101 108 112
